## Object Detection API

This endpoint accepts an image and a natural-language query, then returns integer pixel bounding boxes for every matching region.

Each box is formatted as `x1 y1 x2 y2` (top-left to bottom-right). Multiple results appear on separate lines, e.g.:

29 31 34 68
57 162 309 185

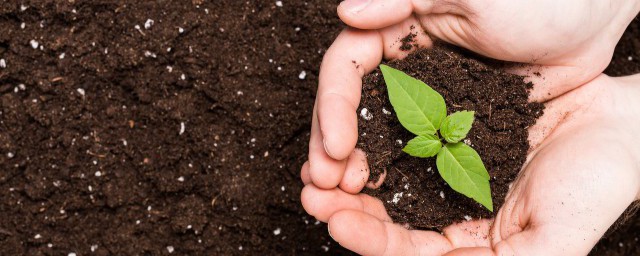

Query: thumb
337 0 469 30
337 0 414 29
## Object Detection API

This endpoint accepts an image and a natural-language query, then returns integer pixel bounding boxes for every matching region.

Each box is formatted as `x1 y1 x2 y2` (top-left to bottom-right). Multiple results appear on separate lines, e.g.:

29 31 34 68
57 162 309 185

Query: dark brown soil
359 45 544 229
399 26 417 51
605 16 640 77
0 0 348 255
0 0 637 255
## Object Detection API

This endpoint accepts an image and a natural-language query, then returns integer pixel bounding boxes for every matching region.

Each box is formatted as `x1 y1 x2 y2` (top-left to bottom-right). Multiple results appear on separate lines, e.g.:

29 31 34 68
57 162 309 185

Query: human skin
301 0 640 254
302 73 640 255
305 0 640 192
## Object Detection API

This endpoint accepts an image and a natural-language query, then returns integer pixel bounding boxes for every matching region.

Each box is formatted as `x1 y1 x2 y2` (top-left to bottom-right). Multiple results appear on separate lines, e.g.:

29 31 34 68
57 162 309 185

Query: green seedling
380 64 493 211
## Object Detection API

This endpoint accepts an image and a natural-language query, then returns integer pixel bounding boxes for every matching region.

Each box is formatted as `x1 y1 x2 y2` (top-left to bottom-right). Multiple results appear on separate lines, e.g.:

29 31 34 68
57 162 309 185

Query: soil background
0 1 637 255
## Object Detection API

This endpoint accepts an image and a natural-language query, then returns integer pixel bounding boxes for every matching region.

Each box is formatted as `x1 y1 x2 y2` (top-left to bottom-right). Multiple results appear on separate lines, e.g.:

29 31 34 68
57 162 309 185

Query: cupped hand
338 0 640 101
302 74 640 255
305 0 640 191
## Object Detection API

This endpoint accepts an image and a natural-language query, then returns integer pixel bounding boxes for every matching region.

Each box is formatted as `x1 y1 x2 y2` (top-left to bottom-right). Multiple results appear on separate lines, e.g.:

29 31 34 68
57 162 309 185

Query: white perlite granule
360 108 373 120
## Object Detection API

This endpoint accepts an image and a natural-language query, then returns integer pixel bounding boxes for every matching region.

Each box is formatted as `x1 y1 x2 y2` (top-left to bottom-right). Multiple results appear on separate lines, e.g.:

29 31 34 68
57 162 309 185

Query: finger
300 184 391 222
506 64 606 103
309 105 347 189
329 211 499 255
339 149 370 194
300 161 312 185
329 210 475 256
378 16 434 60
445 229 540 256
366 167 387 189
338 0 470 30
310 29 384 188
317 29 383 161
338 0 413 30
442 219 493 249
316 92 358 159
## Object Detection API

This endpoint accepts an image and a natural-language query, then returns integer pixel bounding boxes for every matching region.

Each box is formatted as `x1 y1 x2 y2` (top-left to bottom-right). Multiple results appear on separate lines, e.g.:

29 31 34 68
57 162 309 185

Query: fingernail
327 225 335 240
323 138 334 159
341 0 372 13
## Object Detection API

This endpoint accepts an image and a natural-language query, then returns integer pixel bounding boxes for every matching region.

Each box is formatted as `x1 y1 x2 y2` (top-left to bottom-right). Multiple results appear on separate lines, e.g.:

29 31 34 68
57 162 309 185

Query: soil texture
359 45 544 229
0 0 348 255
0 0 637 255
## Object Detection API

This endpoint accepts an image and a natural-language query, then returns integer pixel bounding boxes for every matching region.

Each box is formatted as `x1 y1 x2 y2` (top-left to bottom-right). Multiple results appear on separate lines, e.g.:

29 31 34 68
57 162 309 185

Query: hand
338 0 640 101
304 0 640 191
302 74 640 255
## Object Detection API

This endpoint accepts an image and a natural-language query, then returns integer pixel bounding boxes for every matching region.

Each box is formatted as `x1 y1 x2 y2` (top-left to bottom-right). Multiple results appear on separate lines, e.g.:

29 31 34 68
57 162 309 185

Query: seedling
380 64 493 211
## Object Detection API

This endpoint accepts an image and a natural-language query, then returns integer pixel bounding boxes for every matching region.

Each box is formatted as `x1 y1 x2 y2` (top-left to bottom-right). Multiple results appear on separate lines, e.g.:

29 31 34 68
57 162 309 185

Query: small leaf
441 111 475 143
436 143 493 211
403 134 442 158
380 65 447 135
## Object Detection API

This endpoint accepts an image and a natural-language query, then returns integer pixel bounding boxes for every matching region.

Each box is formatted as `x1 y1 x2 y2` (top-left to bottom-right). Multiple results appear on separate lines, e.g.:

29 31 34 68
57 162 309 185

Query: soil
0 0 637 255
0 0 348 255
605 16 640 77
359 45 544 229
399 26 417 52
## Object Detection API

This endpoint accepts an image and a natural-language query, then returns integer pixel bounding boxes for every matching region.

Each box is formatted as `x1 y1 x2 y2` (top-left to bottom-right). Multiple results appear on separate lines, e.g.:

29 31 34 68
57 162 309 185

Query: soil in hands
0 0 637 255
358 44 544 229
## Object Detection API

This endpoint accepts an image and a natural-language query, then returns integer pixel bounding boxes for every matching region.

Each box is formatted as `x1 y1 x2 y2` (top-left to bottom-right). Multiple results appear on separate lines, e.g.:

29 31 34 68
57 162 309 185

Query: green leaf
441 111 475 143
380 64 446 135
403 134 442 158
436 143 493 211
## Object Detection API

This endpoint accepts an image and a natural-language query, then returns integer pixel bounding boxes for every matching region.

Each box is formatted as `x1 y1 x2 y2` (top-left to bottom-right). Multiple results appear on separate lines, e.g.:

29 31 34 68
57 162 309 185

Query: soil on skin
0 0 637 255
359 45 544 229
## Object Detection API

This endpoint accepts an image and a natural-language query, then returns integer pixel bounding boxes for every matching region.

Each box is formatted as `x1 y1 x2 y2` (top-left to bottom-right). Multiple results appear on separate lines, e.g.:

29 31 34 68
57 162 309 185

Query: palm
302 75 640 255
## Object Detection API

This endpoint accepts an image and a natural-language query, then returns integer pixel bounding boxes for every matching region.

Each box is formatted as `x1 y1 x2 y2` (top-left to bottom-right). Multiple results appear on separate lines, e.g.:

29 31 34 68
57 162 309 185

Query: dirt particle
144 19 154 29
360 108 373 120
29 40 39 49
399 32 417 51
